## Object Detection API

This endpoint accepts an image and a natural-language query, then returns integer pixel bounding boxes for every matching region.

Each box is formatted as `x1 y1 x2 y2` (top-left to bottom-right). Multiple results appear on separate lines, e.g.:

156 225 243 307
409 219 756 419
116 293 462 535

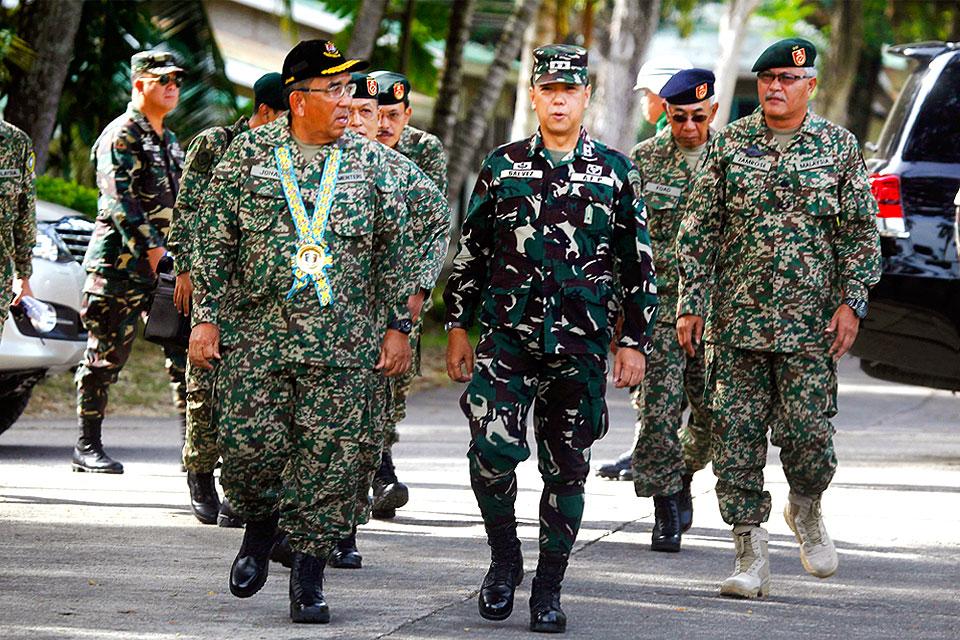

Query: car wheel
0 371 45 437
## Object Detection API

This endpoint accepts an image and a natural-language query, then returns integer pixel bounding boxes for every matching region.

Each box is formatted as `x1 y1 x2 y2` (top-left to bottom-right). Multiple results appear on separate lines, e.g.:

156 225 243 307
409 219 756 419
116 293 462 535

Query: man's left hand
826 303 859 360
174 272 192 315
613 346 646 388
376 328 412 377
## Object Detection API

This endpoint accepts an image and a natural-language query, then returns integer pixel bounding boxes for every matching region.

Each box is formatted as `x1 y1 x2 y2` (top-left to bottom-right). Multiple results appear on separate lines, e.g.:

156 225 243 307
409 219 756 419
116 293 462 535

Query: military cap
253 72 286 111
131 50 184 77
751 38 817 72
349 72 380 101
660 68 716 105
282 39 368 86
370 71 411 106
633 55 692 94
531 44 589 86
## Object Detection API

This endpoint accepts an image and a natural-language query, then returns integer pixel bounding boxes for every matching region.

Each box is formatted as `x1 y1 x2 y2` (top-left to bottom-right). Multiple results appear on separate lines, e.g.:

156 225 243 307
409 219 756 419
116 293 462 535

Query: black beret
660 68 715 105
370 71 411 106
253 72 286 111
349 72 380 101
282 39 368 86
751 38 817 73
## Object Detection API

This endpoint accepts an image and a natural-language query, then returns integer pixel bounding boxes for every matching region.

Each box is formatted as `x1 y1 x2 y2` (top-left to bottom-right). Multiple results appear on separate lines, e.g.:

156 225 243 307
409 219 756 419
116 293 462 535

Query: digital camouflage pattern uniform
168 117 249 473
384 124 449 446
444 127 658 556
627 127 712 498
191 120 416 558
0 120 36 315
677 107 881 525
77 103 186 424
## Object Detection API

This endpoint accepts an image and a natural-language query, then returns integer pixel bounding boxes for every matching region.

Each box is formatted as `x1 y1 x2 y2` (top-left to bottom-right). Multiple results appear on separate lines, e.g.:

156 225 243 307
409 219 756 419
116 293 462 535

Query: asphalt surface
1 356 958 639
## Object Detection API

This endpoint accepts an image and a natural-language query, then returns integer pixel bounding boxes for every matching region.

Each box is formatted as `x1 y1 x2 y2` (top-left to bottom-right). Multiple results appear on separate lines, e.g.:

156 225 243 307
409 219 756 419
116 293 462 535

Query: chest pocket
494 180 536 229
797 166 840 218
642 190 682 242
725 159 771 214
237 176 287 299
565 184 614 231
326 185 375 299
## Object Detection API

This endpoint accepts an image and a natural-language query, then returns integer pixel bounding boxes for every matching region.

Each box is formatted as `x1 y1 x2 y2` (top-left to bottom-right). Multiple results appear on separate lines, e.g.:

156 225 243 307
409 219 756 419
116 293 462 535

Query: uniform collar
659 127 713 165
528 126 597 162
127 102 168 143
748 105 826 145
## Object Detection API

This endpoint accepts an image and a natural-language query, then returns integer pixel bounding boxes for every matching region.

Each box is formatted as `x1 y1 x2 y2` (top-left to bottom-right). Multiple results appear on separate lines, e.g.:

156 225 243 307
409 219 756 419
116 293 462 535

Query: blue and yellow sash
273 145 342 306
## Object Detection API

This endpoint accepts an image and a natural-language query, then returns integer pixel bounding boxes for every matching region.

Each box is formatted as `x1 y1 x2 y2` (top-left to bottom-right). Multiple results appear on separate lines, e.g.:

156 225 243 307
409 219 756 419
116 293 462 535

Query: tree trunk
397 0 416 74
447 0 543 206
5 0 84 174
713 0 761 129
509 0 554 141
846 45 883 144
814 0 864 127
584 0 661 152
432 0 477 150
348 0 389 59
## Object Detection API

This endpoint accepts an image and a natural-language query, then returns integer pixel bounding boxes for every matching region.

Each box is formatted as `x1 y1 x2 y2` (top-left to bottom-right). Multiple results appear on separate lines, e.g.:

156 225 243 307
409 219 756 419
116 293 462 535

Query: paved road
1 357 958 639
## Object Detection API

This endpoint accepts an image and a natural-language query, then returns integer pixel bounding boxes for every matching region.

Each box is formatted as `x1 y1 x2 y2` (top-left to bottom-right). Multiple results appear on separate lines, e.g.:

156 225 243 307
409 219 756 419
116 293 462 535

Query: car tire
0 371 45 437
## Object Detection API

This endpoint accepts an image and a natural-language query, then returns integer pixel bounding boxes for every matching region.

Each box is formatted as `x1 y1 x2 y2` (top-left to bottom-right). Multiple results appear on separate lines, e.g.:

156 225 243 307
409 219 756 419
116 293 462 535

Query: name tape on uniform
251 165 281 180
644 182 682 198
500 169 544 180
570 172 615 187
338 171 365 183
732 153 772 172
0 168 22 178
795 157 835 172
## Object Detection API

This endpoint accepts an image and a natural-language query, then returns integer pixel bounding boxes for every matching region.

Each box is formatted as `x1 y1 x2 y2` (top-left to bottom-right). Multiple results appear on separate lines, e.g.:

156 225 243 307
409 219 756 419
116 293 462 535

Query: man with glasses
609 68 718 554
167 72 287 528
74 50 186 473
188 40 417 624
676 38 880 598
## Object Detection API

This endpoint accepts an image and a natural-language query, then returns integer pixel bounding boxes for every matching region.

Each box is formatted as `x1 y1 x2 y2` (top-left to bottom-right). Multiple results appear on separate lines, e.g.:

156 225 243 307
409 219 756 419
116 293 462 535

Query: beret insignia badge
791 47 806 66
393 82 405 100
695 83 708 100
367 78 378 96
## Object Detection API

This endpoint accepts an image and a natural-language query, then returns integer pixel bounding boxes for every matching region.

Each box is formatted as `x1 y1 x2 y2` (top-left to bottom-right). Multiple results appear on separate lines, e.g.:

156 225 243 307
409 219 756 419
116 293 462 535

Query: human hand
189 322 220 370
676 314 704 358
174 272 192 315
376 328 412 376
445 328 474 383
613 347 646 388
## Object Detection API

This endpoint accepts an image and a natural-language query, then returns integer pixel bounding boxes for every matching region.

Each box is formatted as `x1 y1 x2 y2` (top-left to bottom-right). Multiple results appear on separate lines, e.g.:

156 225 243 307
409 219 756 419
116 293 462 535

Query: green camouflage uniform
191 120 416 558
168 117 249 473
384 124 449 446
77 104 186 424
0 120 36 315
444 127 658 556
627 128 713 498
677 107 881 525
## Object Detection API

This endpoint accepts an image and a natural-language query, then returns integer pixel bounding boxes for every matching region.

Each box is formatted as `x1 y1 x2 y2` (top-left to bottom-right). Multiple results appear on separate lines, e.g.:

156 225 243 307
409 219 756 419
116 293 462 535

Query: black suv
852 41 960 390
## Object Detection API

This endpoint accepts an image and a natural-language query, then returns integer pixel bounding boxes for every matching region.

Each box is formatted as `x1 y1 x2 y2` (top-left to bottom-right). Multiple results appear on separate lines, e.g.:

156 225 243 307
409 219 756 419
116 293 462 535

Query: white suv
0 201 93 435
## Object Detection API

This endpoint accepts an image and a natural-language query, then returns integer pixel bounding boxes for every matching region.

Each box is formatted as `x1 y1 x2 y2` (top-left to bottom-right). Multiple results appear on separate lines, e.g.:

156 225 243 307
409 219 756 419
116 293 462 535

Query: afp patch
367 78 378 96
791 47 806 66
393 82 405 100
695 83 708 100
324 41 340 58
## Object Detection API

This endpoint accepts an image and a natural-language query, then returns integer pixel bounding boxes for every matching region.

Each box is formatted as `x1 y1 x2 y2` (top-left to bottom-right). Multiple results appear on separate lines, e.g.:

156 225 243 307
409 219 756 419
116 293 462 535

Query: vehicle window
874 65 924 160
903 56 960 163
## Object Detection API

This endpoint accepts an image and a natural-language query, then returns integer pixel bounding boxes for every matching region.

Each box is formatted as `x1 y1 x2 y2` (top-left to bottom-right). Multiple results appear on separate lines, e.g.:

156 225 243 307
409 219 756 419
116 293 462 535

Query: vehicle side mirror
864 141 879 153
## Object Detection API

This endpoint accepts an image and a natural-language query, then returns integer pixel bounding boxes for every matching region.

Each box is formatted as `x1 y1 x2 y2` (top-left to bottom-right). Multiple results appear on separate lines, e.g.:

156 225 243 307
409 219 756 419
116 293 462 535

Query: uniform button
779 179 790 188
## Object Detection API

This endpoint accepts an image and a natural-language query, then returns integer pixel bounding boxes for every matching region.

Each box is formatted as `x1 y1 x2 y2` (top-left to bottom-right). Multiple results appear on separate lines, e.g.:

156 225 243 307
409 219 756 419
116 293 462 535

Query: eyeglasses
296 82 357 100
670 113 710 124
143 73 183 87
757 71 809 86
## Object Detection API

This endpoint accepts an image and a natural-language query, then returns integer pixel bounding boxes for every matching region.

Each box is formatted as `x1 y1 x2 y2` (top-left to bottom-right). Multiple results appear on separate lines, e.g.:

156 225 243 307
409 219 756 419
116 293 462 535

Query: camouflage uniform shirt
396 125 448 196
192 120 416 368
444 127 659 355
83 103 184 293
677 107 881 352
0 120 36 306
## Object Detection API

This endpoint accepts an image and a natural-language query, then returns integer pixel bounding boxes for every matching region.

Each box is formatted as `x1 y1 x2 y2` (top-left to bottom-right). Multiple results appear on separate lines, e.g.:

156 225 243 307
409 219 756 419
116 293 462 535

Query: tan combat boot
784 493 838 578
719 524 770 598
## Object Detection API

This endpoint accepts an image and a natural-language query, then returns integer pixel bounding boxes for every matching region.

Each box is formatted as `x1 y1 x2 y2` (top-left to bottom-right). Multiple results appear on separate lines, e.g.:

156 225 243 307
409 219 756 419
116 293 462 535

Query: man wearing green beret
676 37 880 598
168 71 287 528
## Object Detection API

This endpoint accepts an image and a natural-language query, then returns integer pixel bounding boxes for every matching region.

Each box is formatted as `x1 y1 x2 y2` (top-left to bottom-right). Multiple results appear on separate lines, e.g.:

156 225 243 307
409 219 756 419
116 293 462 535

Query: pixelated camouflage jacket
676 107 881 353
0 120 36 305
191 119 418 368
630 127 712 324
396 125 448 196
443 127 659 356
385 146 450 292
83 103 184 293
168 117 248 275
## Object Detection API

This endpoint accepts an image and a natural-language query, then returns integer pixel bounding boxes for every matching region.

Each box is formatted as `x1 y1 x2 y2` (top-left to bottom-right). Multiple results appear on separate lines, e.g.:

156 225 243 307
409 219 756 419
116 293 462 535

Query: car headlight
33 223 74 263
20 295 58 334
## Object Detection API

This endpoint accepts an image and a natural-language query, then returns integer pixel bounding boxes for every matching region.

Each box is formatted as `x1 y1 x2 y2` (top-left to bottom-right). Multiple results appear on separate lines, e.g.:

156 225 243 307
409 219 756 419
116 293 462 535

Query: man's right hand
189 322 220 370
446 328 474 383
676 314 704 357
174 271 192 315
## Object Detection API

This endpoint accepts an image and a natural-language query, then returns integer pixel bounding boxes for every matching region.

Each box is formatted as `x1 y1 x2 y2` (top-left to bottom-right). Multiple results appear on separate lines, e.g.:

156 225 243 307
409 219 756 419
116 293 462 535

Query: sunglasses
756 71 809 86
670 113 710 123
144 73 183 87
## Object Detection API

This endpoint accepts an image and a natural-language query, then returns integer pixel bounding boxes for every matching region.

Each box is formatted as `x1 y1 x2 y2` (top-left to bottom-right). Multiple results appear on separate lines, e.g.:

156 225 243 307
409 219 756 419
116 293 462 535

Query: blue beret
752 38 817 72
660 68 715 105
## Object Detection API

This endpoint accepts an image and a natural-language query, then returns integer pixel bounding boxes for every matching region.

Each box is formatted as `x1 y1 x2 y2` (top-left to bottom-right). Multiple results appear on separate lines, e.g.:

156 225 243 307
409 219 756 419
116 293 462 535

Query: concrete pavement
1 357 958 639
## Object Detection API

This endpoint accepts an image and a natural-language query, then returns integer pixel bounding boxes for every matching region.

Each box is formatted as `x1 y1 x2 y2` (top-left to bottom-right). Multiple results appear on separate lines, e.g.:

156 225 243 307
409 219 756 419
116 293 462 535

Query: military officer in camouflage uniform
168 72 286 527
189 40 417 624
74 51 186 474
444 45 658 634
368 70 449 518
0 119 36 317
631 56 693 135
676 39 881 598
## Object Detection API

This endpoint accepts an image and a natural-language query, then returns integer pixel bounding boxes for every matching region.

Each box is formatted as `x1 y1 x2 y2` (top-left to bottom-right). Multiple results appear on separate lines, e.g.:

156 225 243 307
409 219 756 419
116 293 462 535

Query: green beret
350 72 380 101
370 71 411 106
253 72 285 111
751 38 817 72
532 44 588 86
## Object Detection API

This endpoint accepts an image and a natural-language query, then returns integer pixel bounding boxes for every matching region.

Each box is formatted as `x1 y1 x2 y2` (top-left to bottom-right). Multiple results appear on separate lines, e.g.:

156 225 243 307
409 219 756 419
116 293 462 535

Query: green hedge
36 175 98 219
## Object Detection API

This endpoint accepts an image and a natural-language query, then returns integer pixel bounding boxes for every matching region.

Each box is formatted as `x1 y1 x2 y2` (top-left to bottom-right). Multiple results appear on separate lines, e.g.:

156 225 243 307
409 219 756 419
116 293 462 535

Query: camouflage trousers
462 328 609 557
706 344 838 525
383 299 429 448
352 377 394 525
181 360 218 473
215 347 384 559
630 321 712 497
75 290 186 422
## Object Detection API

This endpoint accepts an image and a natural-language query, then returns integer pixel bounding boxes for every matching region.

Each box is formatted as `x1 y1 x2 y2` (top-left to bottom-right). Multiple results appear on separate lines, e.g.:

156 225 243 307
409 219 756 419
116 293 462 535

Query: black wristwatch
388 318 413 334
444 321 464 332
843 297 868 320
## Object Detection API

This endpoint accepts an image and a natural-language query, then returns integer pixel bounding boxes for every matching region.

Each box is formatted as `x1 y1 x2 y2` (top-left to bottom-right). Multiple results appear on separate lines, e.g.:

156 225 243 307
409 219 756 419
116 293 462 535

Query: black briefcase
144 265 191 349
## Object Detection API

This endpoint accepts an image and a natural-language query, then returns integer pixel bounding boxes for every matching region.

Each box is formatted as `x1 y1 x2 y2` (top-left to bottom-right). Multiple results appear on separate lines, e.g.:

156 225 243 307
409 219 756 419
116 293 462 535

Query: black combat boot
229 511 279 598
595 450 633 481
72 419 123 474
651 493 682 552
271 529 294 569
186 471 220 525
289 552 330 623
328 527 362 569
529 552 568 633
371 446 409 519
678 474 694 533
478 521 523 621
218 497 243 528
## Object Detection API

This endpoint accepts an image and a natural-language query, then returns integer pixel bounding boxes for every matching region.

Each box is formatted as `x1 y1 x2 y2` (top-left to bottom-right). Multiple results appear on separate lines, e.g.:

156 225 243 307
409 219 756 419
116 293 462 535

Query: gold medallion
296 243 326 276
